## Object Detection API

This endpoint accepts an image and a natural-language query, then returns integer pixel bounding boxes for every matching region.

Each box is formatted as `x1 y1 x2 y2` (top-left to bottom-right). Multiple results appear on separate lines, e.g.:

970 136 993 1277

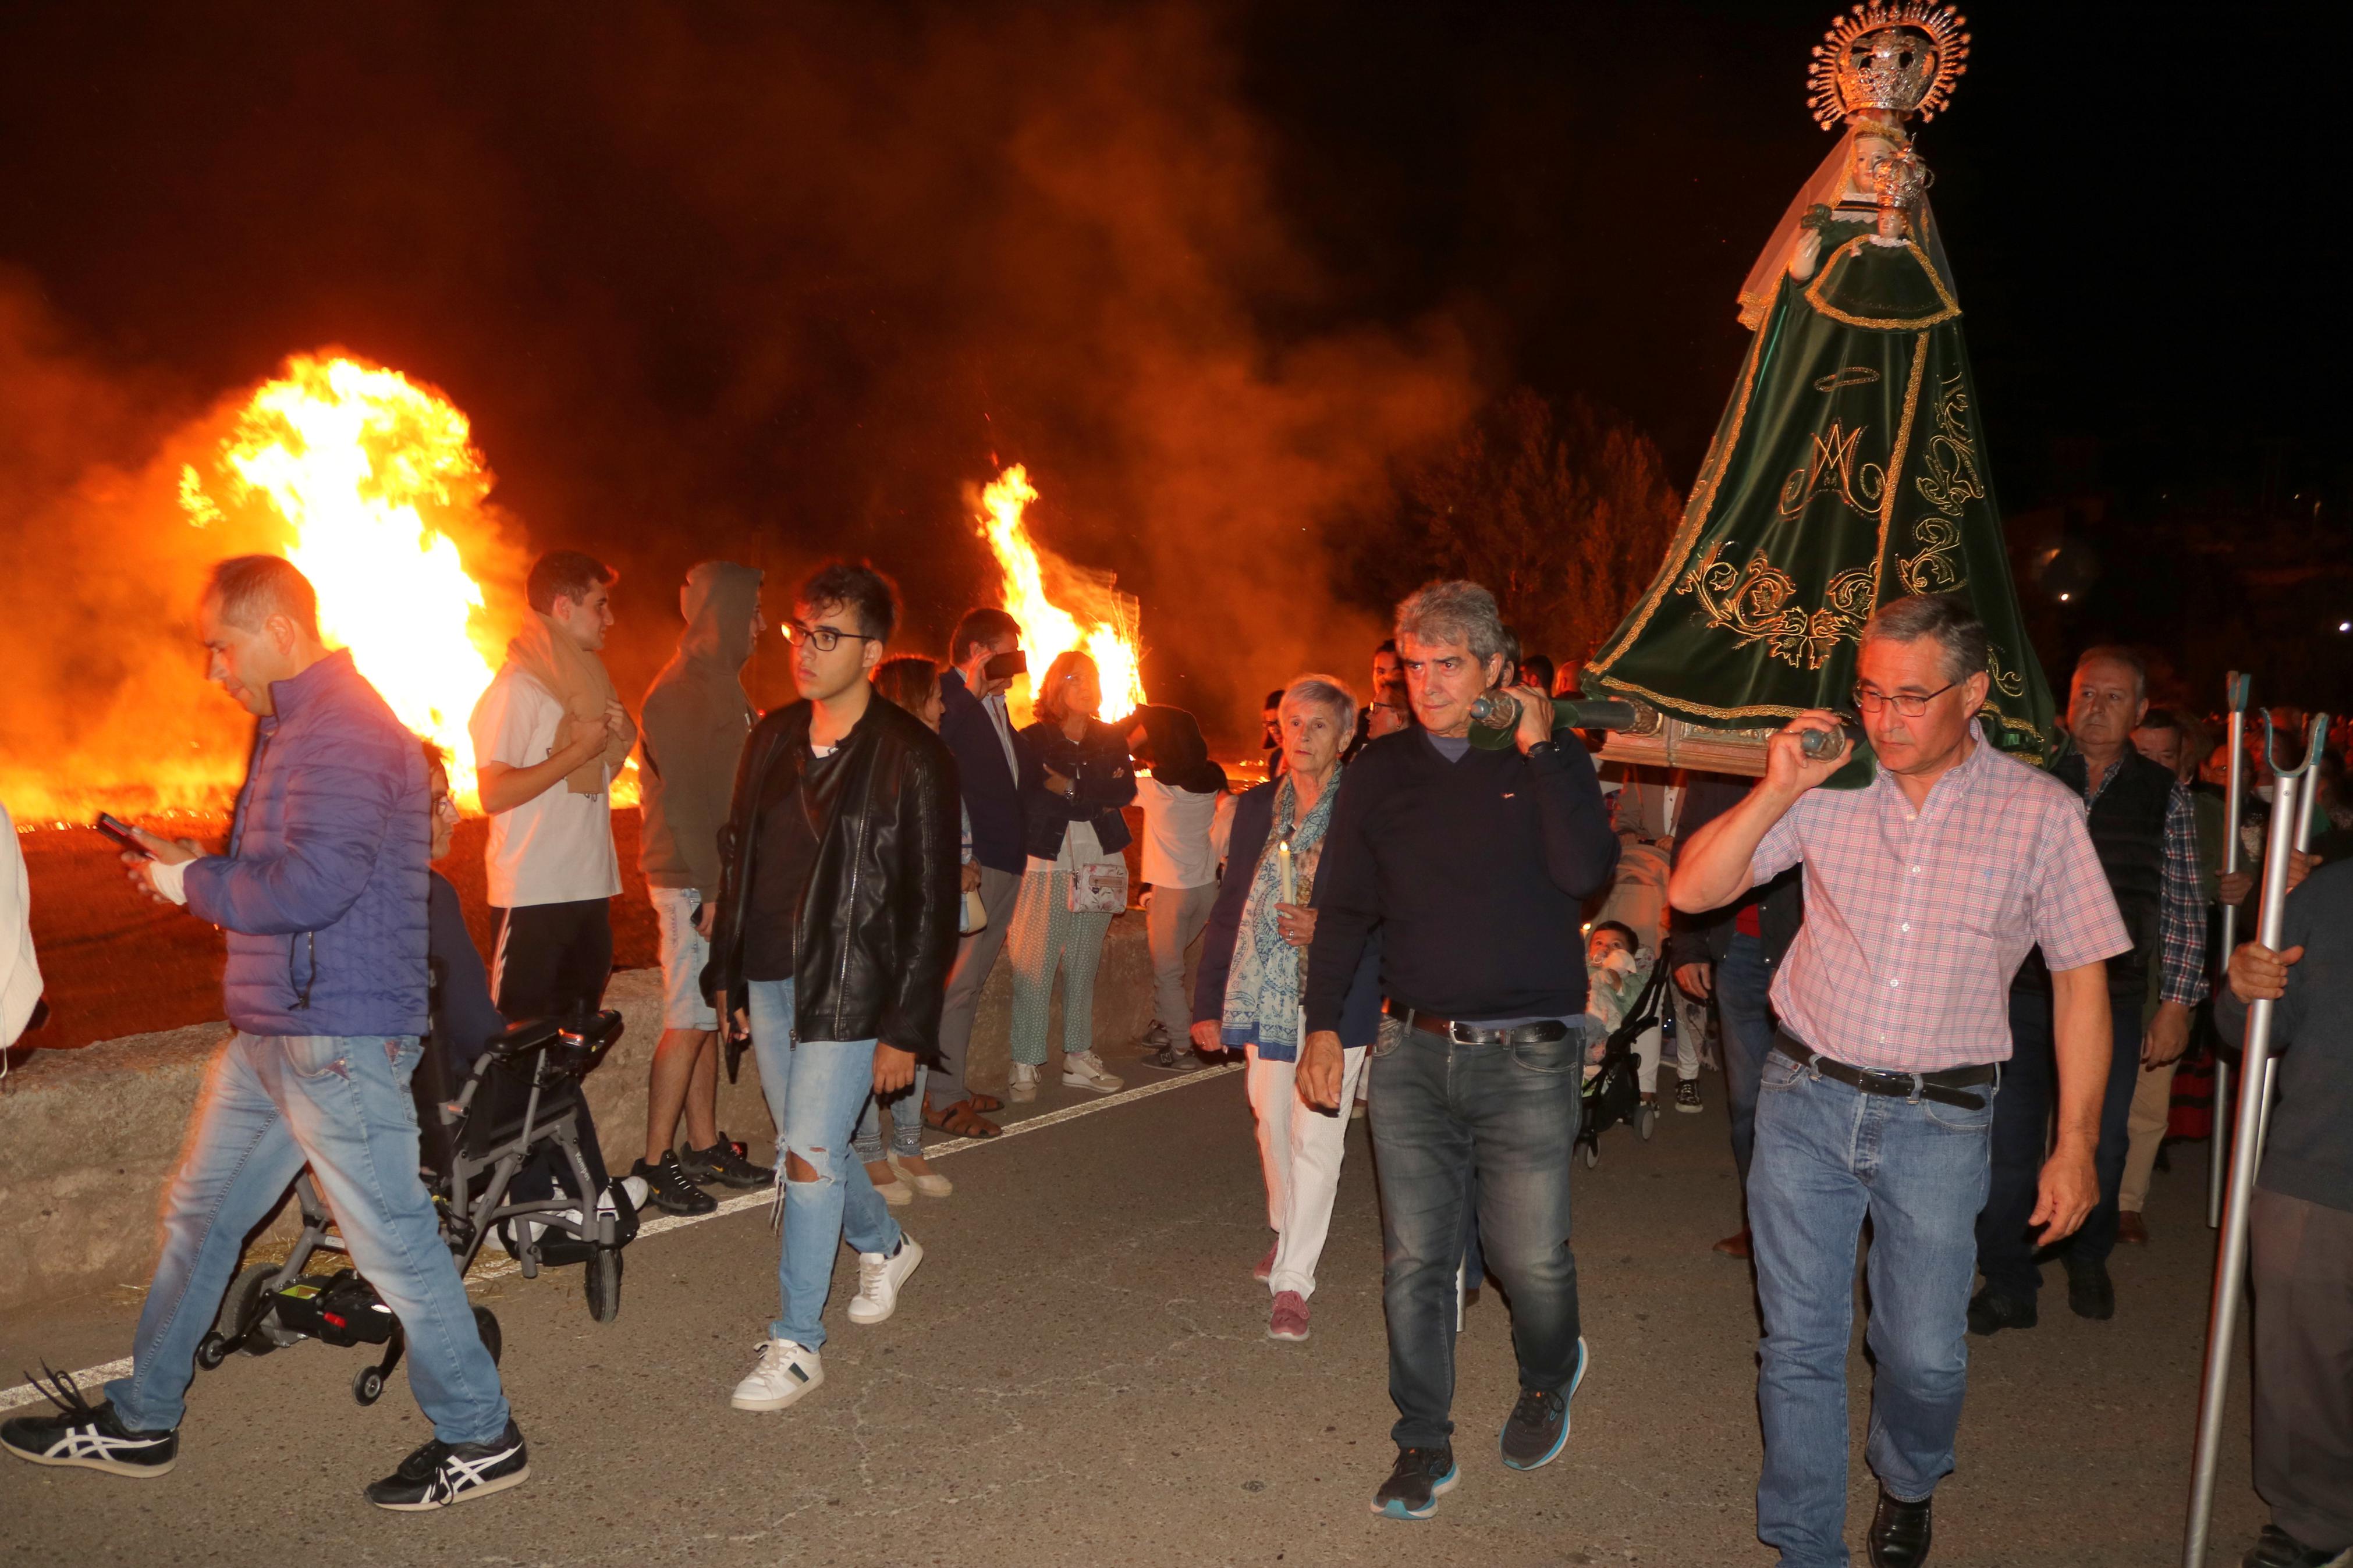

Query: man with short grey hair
1671 592 2128 1567
1971 643 2206 1331
1301 579 1620 1520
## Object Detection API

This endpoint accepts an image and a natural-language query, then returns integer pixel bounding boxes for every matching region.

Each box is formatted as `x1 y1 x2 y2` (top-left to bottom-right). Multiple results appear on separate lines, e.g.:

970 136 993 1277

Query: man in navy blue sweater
1302 579 1620 1521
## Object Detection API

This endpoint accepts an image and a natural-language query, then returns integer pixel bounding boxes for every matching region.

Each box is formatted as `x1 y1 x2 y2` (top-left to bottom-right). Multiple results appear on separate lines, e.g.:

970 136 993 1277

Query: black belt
1385 1000 1570 1046
1773 1033 1994 1110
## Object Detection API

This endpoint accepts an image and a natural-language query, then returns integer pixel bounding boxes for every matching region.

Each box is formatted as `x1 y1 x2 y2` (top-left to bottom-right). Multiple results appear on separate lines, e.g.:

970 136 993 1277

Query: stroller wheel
1581 1141 1599 1169
352 1366 385 1406
207 1261 283 1364
473 1306 503 1366
585 1247 624 1324
1636 1103 1659 1142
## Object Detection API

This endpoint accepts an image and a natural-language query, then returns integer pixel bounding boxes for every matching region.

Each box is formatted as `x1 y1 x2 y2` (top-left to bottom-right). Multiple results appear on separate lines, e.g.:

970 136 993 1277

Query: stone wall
0 920 1154 1314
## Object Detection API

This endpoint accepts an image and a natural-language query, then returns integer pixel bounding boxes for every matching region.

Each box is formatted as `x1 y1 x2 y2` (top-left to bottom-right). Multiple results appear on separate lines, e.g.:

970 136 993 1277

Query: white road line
0 1060 1241 1414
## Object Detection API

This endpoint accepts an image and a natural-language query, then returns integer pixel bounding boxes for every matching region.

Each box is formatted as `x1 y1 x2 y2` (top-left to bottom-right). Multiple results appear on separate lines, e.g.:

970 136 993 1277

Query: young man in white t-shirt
469 551 630 1021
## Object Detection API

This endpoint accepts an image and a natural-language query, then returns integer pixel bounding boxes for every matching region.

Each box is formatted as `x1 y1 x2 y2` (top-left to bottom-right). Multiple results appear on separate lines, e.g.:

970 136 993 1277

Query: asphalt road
0 1051 2264 1566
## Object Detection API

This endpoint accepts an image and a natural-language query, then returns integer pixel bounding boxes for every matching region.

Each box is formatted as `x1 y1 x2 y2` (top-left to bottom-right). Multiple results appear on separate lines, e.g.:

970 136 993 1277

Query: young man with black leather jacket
700 563 960 1414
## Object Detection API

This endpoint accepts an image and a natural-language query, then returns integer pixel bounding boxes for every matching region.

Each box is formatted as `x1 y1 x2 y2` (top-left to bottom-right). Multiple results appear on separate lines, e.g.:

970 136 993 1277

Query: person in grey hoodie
632 561 774 1214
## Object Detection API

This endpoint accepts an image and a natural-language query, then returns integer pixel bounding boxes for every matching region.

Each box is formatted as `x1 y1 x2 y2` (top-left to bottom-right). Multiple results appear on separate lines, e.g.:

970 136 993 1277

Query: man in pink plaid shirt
1673 594 2129 1568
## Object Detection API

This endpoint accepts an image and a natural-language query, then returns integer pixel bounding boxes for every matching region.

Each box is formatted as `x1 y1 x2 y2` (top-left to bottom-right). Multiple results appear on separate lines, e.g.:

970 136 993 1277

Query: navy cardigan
1193 781 1383 1048
938 671 1026 876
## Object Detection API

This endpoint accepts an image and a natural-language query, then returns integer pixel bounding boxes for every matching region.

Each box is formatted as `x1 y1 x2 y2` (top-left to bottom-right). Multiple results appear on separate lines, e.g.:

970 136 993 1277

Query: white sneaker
1062 1052 1123 1093
1009 1063 1041 1102
846 1235 924 1325
730 1338 824 1411
617 1175 650 1212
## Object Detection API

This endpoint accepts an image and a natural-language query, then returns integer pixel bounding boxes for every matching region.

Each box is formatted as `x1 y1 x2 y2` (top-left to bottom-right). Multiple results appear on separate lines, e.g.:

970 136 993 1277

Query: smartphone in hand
96 812 152 858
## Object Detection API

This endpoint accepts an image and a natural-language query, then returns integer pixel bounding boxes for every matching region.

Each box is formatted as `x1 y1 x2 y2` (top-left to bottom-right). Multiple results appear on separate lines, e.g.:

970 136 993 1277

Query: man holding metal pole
1671 595 2128 1568
2210 850 2349 1568
2182 718 2331 1567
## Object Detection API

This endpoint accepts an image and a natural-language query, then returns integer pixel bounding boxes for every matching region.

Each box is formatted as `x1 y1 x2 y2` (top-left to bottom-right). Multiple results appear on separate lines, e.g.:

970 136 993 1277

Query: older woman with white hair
1193 675 1385 1343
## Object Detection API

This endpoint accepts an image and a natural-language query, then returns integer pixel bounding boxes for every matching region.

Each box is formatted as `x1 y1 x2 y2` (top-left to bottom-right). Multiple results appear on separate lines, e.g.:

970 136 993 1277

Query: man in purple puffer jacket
1 557 527 1511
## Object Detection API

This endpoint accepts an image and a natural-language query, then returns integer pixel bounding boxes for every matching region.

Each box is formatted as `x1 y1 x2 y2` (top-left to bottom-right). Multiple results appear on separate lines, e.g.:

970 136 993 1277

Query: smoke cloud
0 2 1485 813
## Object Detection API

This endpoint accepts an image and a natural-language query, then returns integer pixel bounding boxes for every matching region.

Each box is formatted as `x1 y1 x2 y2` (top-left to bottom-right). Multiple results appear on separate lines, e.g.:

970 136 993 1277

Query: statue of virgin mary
1584 3 2055 768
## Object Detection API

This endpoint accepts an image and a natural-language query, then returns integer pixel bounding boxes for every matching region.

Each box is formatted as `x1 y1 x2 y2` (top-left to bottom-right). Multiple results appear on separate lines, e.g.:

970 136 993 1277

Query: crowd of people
1 550 2345 1568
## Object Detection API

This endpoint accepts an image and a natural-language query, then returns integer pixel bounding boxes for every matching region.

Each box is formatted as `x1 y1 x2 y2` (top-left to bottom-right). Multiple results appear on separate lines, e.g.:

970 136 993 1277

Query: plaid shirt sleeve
2031 792 2134 973
1750 795 1805 885
2157 781 2208 1005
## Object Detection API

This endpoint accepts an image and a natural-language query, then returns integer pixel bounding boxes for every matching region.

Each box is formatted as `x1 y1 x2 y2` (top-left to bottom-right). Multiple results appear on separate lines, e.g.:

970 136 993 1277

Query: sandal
923 1098 1001 1139
965 1092 1004 1114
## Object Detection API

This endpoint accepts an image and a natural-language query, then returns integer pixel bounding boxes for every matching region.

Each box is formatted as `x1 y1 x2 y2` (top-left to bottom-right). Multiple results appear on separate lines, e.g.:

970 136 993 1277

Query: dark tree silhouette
1340 386 1683 674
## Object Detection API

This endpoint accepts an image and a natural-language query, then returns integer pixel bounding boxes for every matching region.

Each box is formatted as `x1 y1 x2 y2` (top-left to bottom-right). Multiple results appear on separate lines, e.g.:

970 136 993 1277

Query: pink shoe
1268 1291 1310 1342
1253 1240 1277 1283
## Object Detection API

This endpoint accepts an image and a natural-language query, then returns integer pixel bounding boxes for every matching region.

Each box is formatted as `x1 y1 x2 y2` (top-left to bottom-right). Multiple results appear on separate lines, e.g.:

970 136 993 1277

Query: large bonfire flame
180 355 509 807
975 465 1145 725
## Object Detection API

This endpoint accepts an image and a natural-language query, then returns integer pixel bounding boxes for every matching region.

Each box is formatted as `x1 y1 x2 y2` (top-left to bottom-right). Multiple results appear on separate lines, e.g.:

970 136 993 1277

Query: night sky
1 1 2337 741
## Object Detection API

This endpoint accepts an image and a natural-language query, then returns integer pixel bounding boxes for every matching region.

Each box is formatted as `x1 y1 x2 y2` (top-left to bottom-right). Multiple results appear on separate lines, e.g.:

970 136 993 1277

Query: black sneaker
631 1151 718 1215
680 1133 773 1190
1674 1077 1703 1113
2242 1522 2346 1567
2065 1257 2116 1320
1 1367 177 1478
1139 1041 1202 1073
364 1418 530 1510
1371 1443 1459 1519
1500 1335 1586 1470
1965 1288 2038 1336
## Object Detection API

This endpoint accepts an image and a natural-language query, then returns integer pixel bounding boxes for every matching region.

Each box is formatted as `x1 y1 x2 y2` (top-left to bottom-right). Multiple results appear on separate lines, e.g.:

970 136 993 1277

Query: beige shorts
650 885 718 1032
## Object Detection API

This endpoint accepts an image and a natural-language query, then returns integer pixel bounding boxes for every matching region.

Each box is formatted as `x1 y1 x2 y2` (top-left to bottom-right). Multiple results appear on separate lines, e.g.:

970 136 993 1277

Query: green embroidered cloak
1584 212 2055 762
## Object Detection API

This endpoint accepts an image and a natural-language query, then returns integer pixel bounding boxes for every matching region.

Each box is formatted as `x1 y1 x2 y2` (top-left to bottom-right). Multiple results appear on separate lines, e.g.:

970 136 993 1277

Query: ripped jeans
743 979 902 1350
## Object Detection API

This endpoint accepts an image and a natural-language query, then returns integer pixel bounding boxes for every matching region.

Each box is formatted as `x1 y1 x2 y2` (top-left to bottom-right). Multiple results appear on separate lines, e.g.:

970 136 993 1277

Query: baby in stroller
197 750 643 1403
1577 920 1667 1164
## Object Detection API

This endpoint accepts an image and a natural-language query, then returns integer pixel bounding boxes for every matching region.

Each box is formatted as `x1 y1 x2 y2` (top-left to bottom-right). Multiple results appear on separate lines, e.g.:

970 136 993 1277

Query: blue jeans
1749 1043 1997 1568
1717 931 1779 1186
854 1067 928 1162
744 979 903 1350
1367 1025 1584 1448
108 1033 509 1445
1975 986 2140 1301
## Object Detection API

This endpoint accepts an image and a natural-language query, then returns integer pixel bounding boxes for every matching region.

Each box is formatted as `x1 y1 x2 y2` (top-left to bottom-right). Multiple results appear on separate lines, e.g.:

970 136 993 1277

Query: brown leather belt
1385 1000 1571 1046
1773 1032 1995 1111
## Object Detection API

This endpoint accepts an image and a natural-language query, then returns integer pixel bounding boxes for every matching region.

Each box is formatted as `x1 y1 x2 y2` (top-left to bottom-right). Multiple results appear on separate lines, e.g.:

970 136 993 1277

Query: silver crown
1807 3 1971 130
1871 144 1932 227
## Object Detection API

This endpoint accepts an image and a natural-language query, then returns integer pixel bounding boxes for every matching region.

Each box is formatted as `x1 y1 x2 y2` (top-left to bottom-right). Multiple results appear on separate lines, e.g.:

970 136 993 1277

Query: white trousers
1245 1040 1367 1300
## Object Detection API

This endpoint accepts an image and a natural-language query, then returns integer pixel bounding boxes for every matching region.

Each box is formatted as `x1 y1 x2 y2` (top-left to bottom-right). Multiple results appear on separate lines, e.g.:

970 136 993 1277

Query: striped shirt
1753 737 2131 1071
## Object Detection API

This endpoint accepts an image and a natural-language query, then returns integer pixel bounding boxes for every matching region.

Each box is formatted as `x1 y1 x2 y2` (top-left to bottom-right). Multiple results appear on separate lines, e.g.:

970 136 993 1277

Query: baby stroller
193 1008 637 1407
1576 965 1667 1169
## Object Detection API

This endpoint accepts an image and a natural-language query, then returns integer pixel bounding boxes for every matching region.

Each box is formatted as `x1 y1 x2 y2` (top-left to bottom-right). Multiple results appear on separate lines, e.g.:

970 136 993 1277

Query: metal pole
2255 714 2329 1155
2209 673 2251 1229
2183 716 2320 1565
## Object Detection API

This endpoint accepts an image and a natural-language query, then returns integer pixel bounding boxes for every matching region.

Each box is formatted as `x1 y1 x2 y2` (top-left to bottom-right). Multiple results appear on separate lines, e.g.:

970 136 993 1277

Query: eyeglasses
783 620 881 653
1852 681 1955 717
